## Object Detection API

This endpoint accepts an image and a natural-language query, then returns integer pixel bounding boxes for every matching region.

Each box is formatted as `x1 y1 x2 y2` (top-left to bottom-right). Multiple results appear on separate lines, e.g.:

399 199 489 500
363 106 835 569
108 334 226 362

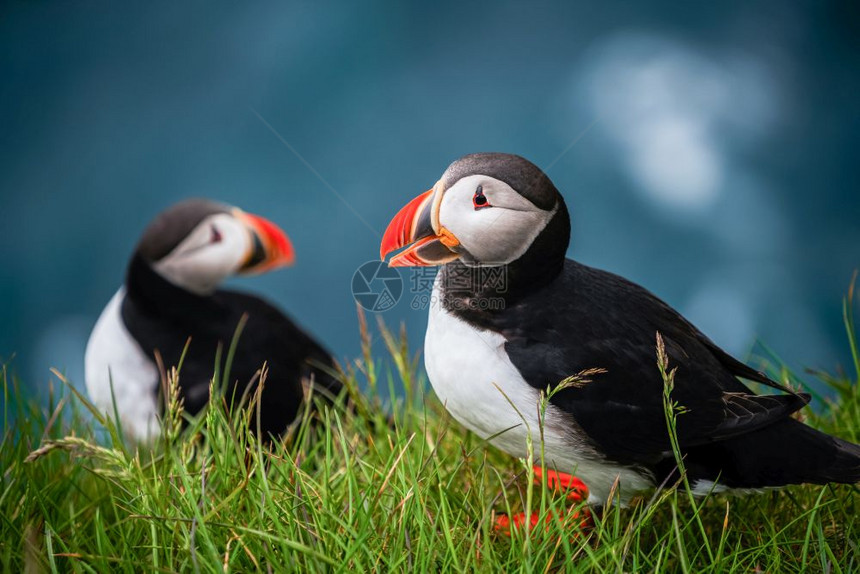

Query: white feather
424 277 654 504
84 289 161 442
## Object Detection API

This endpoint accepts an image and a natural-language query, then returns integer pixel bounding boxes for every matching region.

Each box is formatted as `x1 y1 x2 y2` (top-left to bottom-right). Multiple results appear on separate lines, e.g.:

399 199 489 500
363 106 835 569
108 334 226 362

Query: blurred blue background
1 1 858 396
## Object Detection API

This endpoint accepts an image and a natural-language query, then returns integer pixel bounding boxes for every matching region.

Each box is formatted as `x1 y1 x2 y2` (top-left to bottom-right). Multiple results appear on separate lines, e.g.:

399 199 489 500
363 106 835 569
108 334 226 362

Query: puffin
380 152 860 506
85 198 343 442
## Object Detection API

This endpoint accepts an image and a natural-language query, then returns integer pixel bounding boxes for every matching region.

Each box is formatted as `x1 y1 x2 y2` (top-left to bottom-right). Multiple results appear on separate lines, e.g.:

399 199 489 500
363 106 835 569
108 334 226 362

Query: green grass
2 308 859 573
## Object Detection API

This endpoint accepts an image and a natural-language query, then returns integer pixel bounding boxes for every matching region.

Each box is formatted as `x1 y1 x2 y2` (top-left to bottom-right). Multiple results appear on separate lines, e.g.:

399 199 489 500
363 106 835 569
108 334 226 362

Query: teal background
1 1 858 395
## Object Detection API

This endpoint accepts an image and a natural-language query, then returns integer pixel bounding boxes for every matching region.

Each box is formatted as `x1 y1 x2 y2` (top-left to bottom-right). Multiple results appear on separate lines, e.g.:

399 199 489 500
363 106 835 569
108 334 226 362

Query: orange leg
494 467 592 536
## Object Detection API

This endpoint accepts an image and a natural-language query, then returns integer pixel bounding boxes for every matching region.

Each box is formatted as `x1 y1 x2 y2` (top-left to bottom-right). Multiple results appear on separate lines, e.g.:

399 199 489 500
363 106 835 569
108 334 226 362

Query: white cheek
154 216 250 294
441 195 555 264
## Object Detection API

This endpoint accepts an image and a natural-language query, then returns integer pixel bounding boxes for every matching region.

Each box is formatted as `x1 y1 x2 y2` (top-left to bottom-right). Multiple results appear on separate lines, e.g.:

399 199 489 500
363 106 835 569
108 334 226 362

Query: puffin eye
473 185 491 210
210 225 222 243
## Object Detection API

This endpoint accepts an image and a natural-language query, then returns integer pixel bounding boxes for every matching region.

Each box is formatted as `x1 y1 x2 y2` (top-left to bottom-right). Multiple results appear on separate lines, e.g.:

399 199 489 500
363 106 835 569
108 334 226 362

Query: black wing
492 260 809 466
216 291 344 402
122 255 342 437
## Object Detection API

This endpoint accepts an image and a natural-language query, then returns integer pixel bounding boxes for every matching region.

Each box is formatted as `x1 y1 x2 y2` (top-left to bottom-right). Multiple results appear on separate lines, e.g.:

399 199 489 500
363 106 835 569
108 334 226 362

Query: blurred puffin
86 199 343 441
381 153 860 506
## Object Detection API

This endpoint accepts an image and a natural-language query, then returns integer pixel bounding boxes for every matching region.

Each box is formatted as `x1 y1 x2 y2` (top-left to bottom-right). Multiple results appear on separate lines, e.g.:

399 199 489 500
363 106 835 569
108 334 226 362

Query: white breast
84 289 161 442
424 278 654 503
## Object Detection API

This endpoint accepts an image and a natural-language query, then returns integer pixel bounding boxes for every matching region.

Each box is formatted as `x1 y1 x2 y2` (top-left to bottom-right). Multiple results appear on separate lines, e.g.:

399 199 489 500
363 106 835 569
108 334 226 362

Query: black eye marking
210 225 222 243
473 185 491 210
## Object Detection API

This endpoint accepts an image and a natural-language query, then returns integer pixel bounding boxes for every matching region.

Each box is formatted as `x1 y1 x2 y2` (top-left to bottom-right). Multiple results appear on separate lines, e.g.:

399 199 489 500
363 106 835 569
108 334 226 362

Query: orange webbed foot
493 467 592 537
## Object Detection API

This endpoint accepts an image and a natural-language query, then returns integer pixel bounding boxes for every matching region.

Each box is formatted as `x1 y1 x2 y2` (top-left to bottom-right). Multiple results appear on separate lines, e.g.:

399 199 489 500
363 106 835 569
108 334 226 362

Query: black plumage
434 154 860 491
121 253 342 438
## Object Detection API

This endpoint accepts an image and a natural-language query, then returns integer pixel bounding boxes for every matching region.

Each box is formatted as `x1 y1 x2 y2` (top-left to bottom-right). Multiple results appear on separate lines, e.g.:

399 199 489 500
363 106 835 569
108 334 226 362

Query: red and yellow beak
380 183 461 267
234 209 295 274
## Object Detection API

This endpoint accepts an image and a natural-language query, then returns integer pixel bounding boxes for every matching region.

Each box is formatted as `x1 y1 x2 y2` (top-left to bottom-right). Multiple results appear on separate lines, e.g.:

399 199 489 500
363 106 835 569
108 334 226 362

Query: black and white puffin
380 152 860 505
85 199 342 441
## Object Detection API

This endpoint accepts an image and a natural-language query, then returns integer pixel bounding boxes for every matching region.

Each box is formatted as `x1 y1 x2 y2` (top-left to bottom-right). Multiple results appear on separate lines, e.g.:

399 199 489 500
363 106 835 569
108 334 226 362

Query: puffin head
135 199 294 294
380 153 568 268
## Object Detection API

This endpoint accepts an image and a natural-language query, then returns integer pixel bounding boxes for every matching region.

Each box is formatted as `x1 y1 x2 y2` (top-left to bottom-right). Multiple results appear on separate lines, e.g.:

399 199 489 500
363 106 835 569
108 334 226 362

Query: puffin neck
125 253 225 320
439 202 570 313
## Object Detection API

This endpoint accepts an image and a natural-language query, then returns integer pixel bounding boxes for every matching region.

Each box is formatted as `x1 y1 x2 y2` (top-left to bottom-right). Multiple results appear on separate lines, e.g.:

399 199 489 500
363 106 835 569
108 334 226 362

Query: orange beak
379 185 461 267
235 210 295 274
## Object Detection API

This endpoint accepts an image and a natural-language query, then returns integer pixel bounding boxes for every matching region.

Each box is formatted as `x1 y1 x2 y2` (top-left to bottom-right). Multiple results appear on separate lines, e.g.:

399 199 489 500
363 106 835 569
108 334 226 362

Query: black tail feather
678 419 860 489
